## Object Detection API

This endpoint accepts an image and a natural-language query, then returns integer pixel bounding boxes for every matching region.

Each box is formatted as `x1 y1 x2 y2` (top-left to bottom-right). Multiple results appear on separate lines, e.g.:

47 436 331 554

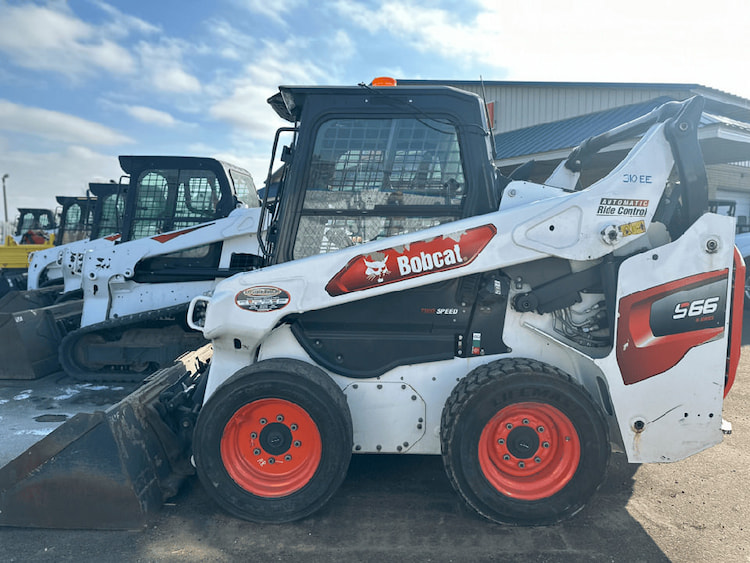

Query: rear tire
441 358 609 525
193 358 353 523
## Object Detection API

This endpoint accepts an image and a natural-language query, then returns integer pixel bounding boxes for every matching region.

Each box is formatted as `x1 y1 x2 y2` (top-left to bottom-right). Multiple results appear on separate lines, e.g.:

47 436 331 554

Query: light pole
1 174 7 224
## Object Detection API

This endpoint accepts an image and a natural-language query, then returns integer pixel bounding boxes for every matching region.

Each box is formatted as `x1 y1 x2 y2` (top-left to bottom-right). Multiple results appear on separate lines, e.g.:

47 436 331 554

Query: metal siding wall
451 84 691 133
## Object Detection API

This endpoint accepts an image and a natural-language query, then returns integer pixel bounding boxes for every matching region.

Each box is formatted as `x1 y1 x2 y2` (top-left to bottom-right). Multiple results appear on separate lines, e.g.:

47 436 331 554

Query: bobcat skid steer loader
185 82 742 526
0 81 741 530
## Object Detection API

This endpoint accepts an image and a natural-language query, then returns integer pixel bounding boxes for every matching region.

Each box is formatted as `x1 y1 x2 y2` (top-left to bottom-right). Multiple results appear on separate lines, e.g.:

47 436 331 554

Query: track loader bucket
0 300 82 380
0 285 62 314
0 345 211 529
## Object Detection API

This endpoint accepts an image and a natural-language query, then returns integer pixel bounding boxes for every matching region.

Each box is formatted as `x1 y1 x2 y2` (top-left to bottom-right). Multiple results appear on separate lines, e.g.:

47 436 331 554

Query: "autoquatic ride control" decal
325 224 497 296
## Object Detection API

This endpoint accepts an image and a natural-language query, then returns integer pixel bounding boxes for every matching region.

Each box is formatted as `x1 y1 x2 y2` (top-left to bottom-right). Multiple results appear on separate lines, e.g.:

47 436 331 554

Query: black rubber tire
193 358 353 523
441 357 610 526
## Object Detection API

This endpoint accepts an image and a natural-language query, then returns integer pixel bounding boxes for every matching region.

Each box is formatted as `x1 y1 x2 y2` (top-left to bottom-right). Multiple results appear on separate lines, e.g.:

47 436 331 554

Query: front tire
193 358 353 523
441 358 609 525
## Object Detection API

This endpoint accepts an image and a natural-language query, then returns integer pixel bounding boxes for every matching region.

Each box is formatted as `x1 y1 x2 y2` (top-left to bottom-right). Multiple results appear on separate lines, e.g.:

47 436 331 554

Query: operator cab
260 81 499 265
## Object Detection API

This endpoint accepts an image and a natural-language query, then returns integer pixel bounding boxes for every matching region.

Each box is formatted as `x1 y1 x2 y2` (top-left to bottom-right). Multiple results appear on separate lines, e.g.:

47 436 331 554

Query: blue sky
1 0 748 215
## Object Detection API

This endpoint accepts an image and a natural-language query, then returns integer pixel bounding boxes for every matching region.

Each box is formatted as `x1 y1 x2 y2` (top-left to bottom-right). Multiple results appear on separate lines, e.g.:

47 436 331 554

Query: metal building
399 80 750 232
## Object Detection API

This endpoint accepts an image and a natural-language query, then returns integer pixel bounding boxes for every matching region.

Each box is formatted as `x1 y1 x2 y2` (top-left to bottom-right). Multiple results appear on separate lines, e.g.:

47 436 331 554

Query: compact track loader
0 156 259 380
0 81 742 529
0 186 113 305
25 184 118 292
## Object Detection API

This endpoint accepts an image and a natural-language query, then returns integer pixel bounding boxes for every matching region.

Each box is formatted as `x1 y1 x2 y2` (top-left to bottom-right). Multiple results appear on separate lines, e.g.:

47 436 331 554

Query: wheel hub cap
220 398 322 498
478 402 581 501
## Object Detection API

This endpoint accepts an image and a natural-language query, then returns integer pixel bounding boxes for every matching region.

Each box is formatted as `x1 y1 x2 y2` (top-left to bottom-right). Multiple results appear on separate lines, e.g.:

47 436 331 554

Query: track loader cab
22 194 100 290
55 195 97 246
117 155 258 243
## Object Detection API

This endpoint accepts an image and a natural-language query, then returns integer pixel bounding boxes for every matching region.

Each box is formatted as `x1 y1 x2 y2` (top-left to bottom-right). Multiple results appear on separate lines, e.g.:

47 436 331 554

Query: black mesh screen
130 169 221 239
293 118 465 259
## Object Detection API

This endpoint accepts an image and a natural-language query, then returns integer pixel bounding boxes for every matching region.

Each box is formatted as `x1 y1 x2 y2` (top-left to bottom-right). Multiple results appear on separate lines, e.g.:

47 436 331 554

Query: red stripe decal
325 224 497 297
152 223 214 243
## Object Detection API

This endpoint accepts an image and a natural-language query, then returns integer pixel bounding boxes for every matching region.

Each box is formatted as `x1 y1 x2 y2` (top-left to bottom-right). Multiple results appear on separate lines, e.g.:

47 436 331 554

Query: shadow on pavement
146 452 668 563
0 451 669 562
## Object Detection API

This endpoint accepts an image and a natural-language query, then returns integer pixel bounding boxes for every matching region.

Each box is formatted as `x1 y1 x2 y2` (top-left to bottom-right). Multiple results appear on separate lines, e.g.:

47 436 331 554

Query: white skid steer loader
186 82 743 526
0 81 742 529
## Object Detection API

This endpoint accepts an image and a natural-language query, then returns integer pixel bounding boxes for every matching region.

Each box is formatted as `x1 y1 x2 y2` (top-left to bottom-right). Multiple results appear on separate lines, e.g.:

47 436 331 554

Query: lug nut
290 424 298 431
503 454 510 461
259 418 267 425
542 442 550 448
277 414 284 422
506 423 513 430
518 461 525 468
294 440 301 448
253 448 261 456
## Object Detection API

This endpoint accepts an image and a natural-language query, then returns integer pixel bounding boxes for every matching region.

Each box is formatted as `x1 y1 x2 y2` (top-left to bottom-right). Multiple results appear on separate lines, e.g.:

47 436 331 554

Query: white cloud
136 41 202 93
208 38 330 139
0 3 137 77
327 0 750 99
0 143 124 213
91 0 161 38
331 0 505 69
234 0 307 27
123 105 178 127
0 100 133 146
206 18 257 61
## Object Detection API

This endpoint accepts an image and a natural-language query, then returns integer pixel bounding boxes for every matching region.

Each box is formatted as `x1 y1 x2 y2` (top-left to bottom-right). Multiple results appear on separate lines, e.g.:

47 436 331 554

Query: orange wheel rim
221 398 322 497
478 402 581 501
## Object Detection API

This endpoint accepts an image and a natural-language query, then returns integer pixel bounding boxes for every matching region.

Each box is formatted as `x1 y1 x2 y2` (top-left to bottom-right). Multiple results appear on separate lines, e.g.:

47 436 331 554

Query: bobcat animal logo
364 256 389 283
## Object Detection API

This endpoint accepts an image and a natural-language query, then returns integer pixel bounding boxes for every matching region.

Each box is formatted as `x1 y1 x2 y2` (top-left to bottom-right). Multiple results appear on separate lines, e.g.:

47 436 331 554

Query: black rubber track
59 303 206 382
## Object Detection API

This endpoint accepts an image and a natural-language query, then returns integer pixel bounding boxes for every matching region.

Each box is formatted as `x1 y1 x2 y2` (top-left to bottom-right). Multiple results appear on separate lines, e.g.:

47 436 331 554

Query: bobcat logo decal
364 256 389 283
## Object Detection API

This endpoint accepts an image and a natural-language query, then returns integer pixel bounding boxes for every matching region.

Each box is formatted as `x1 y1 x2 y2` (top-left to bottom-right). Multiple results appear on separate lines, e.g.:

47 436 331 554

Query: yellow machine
0 207 58 272
0 233 56 270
